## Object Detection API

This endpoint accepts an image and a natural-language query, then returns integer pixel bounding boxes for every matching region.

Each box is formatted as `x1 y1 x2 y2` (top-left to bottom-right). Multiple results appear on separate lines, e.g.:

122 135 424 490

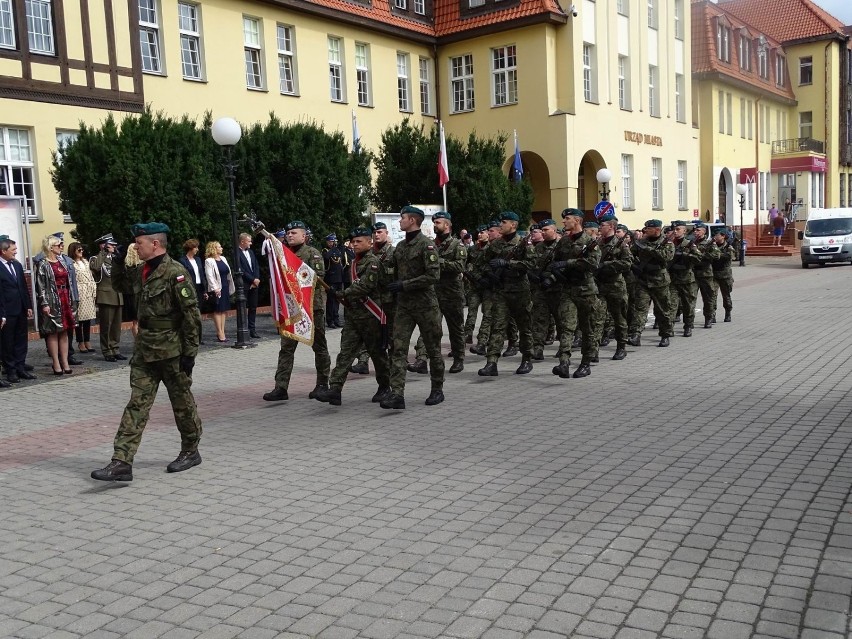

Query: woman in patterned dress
68 242 97 353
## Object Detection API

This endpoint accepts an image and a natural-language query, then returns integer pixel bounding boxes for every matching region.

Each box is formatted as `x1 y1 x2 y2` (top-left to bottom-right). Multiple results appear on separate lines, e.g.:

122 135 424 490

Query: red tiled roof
717 0 846 43
692 0 796 101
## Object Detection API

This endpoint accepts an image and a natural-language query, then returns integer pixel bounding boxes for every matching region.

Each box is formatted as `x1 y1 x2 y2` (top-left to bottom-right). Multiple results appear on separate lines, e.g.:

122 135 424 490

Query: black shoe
572 363 592 378
425 390 445 406
371 386 391 403
590 356 599 363
469 344 486 356
712 313 717 324
478 362 498 377
380 393 406 409
68 357 84 366
724 311 731 322
704 319 712 329
612 347 627 361
658 337 670 347
0 379 11 388
250 332 261 339
104 356 117 362
465 334 473 344
683 327 693 337
552 362 572 378
314 387 341 405
17 370 37 380
626 335 641 347
571 336 582 349
91 459 133 482
113 353 127 361
263 387 288 401
515 359 533 375
502 345 519 357
599 337 611 347
23 364 34 371
6 373 20 384
448 359 464 374
350 362 369 375
532 349 544 361
308 384 328 399
407 360 428 374
167 450 202 473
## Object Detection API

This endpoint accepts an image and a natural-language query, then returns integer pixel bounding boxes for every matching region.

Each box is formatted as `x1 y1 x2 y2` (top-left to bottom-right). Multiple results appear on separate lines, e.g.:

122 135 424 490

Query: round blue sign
594 201 614 220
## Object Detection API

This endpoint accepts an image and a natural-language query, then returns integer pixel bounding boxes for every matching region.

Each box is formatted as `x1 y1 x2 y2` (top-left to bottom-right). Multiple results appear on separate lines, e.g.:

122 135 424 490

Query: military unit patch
180 287 191 298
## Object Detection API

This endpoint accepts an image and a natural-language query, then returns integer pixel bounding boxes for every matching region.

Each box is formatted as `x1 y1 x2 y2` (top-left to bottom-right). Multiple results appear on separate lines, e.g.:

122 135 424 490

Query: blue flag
512 130 523 182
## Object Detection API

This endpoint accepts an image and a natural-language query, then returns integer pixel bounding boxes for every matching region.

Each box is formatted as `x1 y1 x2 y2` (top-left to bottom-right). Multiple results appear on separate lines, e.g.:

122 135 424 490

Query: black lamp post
735 183 747 267
211 117 253 349
596 167 612 200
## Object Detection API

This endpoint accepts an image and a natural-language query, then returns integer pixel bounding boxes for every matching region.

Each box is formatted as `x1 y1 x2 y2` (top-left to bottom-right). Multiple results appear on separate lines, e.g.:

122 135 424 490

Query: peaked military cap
131 222 170 237
644 219 663 228
325 233 337 241
539 219 557 228
274 229 287 239
372 221 388 231
599 213 618 223
50 231 65 240
350 227 371 238
400 205 425 219
432 210 451 220
561 208 584 219
96 233 118 245
499 211 520 222
583 221 599 229
285 220 307 231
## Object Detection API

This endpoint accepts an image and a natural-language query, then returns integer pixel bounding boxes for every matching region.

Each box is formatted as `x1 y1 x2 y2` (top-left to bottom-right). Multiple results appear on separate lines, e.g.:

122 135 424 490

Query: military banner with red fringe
263 235 316 345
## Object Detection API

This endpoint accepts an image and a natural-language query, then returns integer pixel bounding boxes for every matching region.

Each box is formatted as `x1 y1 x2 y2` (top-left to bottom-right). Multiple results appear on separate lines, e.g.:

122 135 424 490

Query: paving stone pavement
1 256 850 639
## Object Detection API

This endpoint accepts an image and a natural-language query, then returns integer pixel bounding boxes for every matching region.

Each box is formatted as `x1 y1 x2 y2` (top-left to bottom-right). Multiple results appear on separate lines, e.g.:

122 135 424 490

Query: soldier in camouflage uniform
711 227 737 322
463 225 488 345
692 222 721 329
314 228 391 406
530 219 561 360
380 206 444 409
476 211 534 376
667 221 702 337
91 222 203 482
617 224 638 331
627 219 675 347
409 211 467 374
263 221 331 402
470 221 499 355
591 213 631 361
548 209 600 379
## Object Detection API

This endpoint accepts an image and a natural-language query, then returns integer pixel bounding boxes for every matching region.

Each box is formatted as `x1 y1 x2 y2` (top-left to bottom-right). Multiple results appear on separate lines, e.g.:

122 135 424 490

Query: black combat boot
167 450 202 473
515 359 533 374
704 318 712 329
465 334 473 344
448 359 464 374
572 363 592 378
572 335 582 349
502 344 519 357
532 349 544 361
599 337 611 347
478 362 498 376
314 387 342 406
627 334 641 347
371 386 391 403
724 310 732 322
683 326 693 337
658 337 670 347
380 393 406 409
407 360 428 374
612 346 627 360
263 387 288 401
308 384 328 399
711 313 717 323
552 362 571 378
91 459 133 482
469 343 486 356
590 355 600 363
425 390 445 406
544 332 555 346
350 362 369 375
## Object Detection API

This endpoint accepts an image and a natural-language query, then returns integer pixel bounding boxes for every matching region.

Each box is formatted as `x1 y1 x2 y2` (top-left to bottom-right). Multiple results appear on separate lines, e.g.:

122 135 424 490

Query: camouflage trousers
630 283 674 337
592 281 628 346
390 300 444 396
274 307 330 392
712 276 734 312
113 356 202 464
487 289 532 362
696 276 715 320
415 286 465 361
669 278 698 329
355 305 395 366
464 288 481 339
557 292 596 364
531 290 560 352
330 311 389 390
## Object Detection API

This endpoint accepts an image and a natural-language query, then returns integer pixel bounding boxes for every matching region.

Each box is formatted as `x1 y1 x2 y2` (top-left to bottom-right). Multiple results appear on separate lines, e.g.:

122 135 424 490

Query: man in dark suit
238 232 261 339
0 235 34 383
0 277 8 387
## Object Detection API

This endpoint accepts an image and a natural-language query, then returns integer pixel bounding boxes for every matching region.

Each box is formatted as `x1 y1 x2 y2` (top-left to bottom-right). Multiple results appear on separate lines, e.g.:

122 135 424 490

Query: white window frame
616 0 628 16
717 23 730 63
775 53 786 87
647 0 657 29
139 0 162 73
648 65 659 117
747 99 753 139
583 44 596 103
799 111 813 139
277 24 298 95
758 46 768 79
718 90 725 134
0 127 38 220
178 2 203 80
739 35 751 71
397 51 411 112
450 54 474 113
414 0 425 15
674 0 684 40
26 0 54 55
675 73 685 123
799 55 812 85
0 0 15 49
651 157 662 209
618 55 630 110
394 0 406 9
492 45 517 107
726 92 733 136
243 16 264 90
740 97 746 139
328 36 346 103
621 154 633 209
354 43 371 106
419 57 433 115
469 0 485 6
677 160 687 210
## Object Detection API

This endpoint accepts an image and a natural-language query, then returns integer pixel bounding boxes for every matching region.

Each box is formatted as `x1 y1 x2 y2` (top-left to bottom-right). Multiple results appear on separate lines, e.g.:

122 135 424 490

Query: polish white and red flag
263 235 316 345
437 121 449 187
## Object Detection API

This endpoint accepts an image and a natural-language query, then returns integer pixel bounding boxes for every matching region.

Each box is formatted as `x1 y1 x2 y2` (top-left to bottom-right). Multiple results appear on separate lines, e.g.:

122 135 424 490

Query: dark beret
599 213 618 223
500 211 520 222
400 205 425 218
350 227 371 238
476 224 488 233
616 224 629 232
285 221 307 231
644 219 663 228
538 219 557 228
487 219 501 228
432 211 451 221
561 208 584 219
372 222 388 231
583 221 599 229
131 223 170 237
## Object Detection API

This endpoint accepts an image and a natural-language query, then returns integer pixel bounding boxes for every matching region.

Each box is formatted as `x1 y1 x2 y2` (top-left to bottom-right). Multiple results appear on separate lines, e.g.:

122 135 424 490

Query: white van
799 208 852 268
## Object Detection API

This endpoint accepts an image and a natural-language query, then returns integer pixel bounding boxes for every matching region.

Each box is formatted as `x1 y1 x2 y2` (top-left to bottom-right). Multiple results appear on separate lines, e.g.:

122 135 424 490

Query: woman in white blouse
204 241 235 343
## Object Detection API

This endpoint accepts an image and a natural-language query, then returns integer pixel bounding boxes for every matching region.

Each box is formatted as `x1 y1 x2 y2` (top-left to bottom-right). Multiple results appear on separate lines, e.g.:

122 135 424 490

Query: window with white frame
492 45 517 106
419 57 433 115
651 157 662 208
799 111 813 138
758 46 768 79
394 0 406 9
414 0 425 14
618 55 630 110
243 17 263 89
677 161 687 209
178 2 203 80
717 22 730 63
726 92 732 136
328 36 345 102
621 154 633 209
139 0 162 72
450 54 474 113
26 0 54 54
648 65 659 117
583 44 596 103
747 99 753 139
616 0 628 16
799 55 812 84
739 35 751 71
277 24 297 95
775 53 786 87
675 73 685 123
0 0 14 49
0 128 38 219
718 90 725 134
740 98 746 138
397 52 411 112
469 0 485 6
354 43 371 106
674 0 684 40
647 0 656 29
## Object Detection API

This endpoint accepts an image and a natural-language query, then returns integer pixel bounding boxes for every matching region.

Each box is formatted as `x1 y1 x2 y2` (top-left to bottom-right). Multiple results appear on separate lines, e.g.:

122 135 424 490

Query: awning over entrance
771 156 826 173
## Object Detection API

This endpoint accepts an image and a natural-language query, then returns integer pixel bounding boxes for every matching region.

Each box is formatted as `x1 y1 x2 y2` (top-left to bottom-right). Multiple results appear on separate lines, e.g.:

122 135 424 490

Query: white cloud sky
812 0 852 24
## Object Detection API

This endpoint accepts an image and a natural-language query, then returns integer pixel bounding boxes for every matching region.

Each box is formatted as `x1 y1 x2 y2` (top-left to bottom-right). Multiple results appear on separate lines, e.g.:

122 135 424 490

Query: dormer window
393 0 432 20
717 20 731 63
739 34 752 71
460 0 519 16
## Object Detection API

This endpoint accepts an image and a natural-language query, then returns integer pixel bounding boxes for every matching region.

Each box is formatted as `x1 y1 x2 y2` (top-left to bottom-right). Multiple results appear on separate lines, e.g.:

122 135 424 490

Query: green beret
487 219 501 228
432 210 451 221
371 222 387 231
583 221 599 229
599 213 618 223
350 227 371 238
693 221 707 229
285 220 306 231
529 223 539 231
476 224 488 233
616 224 629 232
0 234 9 242
561 208 584 219
644 219 663 228
714 226 729 235
539 219 557 228
500 211 520 222
131 222 170 237
400 205 425 218
672 220 687 227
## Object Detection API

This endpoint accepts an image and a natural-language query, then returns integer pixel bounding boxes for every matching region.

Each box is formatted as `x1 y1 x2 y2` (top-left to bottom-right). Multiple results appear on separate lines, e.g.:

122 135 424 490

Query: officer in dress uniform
90 223 203 482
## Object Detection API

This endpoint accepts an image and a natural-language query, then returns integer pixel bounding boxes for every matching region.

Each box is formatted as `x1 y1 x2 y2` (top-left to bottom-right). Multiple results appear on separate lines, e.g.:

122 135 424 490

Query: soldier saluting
627 219 675 347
